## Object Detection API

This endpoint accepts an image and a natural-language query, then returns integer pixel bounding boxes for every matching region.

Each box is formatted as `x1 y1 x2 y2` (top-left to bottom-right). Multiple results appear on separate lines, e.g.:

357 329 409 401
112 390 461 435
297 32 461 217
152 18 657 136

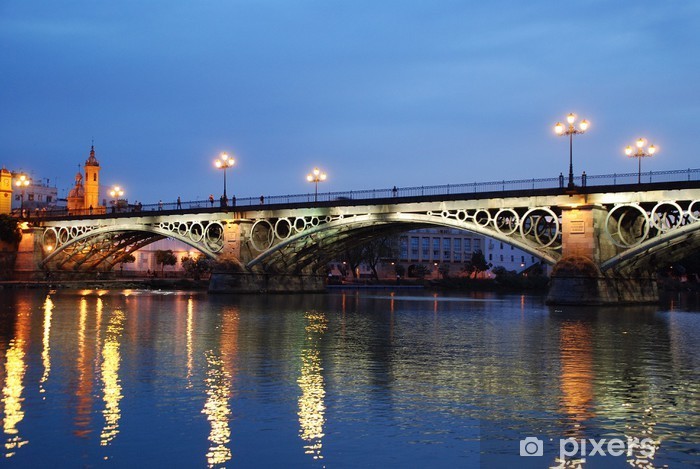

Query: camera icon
520 437 544 456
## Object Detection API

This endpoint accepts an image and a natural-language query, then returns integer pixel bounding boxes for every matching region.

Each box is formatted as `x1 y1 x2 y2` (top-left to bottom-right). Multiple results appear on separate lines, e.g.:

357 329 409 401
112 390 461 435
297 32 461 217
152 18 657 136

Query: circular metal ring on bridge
493 208 520 236
456 210 467 221
204 222 225 252
604 204 650 248
440 210 451 218
42 228 58 249
309 217 320 227
689 200 700 221
57 227 69 244
474 209 491 227
519 207 560 248
650 201 684 232
188 222 205 242
250 219 275 251
293 217 306 233
427 211 433 216
274 218 293 240
70 226 80 238
324 216 332 223
177 222 188 237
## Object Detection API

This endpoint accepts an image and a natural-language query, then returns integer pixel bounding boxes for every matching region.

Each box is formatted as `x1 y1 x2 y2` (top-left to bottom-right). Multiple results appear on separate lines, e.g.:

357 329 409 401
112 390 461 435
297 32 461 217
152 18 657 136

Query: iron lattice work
602 199 700 271
40 220 226 270
244 206 563 273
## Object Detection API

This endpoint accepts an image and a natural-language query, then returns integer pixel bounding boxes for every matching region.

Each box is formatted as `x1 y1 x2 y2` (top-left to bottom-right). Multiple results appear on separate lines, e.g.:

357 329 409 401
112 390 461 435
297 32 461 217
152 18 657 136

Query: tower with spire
84 145 102 212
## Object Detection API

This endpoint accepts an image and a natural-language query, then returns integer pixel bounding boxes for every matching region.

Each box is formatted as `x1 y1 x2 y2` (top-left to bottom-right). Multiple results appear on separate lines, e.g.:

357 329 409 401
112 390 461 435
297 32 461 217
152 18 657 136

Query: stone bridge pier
546 204 659 305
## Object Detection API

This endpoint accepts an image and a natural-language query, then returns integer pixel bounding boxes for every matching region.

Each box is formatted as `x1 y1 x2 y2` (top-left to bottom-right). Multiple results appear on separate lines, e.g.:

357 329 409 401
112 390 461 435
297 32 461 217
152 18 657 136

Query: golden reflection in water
100 308 125 447
39 295 54 393
202 352 232 467
2 299 31 457
559 321 594 432
202 307 238 467
74 296 94 438
297 311 328 461
187 297 194 384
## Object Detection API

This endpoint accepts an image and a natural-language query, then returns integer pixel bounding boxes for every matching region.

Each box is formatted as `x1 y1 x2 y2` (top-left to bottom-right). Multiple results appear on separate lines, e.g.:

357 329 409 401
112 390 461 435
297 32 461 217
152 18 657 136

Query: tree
181 254 214 280
438 263 451 279
342 245 364 279
0 214 22 246
118 253 136 275
394 264 405 278
155 249 177 276
463 250 491 279
361 236 394 280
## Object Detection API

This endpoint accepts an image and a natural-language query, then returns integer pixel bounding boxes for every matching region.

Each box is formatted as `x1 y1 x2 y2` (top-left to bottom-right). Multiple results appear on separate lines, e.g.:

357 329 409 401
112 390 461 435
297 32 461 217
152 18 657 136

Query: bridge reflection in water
0 290 696 466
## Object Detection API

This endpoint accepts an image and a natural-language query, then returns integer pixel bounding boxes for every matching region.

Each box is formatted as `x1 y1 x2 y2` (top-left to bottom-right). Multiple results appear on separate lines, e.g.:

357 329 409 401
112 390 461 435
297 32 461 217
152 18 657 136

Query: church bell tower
83 145 102 212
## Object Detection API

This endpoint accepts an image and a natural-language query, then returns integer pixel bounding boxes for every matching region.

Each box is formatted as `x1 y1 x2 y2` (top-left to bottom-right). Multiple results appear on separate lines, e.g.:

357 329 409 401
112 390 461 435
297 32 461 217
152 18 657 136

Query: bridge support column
547 204 658 305
208 271 326 293
13 226 45 281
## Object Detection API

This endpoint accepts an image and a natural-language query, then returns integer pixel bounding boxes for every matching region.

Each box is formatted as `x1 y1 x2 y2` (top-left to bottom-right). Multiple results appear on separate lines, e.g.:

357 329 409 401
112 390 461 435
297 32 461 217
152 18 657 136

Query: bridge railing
16 168 700 219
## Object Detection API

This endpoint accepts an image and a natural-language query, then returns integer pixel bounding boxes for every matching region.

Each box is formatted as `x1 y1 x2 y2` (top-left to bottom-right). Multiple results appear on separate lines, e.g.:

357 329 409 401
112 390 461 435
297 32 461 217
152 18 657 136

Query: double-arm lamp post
306 167 327 202
214 152 235 201
554 113 589 189
14 174 30 214
625 138 657 184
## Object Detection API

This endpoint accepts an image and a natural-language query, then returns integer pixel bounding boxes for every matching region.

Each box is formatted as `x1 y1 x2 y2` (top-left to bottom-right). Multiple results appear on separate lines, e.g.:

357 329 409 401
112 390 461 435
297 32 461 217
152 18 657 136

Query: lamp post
214 152 235 201
554 113 590 189
109 185 124 211
625 138 657 184
306 167 327 202
14 173 30 215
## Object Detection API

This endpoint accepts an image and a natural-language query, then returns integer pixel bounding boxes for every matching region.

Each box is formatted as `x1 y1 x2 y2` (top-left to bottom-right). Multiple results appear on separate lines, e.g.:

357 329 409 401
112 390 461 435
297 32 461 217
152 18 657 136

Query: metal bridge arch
40 223 222 268
246 212 561 271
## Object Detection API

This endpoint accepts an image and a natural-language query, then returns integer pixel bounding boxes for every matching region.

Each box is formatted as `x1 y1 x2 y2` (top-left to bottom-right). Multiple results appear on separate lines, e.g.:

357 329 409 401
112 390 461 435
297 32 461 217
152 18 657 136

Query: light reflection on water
0 289 696 467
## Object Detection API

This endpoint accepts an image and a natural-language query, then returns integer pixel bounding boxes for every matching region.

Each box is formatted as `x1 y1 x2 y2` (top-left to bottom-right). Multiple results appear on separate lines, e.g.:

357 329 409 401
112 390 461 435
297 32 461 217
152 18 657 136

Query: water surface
0 289 697 467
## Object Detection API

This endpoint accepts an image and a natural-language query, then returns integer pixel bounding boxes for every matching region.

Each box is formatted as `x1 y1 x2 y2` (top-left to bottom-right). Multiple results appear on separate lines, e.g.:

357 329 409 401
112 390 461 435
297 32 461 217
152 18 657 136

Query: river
0 288 697 467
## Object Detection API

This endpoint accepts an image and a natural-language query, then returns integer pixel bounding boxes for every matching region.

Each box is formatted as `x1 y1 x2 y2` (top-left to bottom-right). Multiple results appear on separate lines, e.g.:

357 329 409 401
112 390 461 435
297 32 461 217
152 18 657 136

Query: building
118 238 197 276
328 227 547 280
5 170 59 214
67 145 105 215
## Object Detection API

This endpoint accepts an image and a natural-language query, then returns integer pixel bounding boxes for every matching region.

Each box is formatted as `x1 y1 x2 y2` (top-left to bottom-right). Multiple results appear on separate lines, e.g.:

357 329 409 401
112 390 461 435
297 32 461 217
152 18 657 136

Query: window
474 239 481 251
422 237 430 259
500 242 503 249
489 254 493 261
432 238 440 259
531 256 535 263
521 256 525 263
399 237 408 260
500 255 504 262
46 195 52 203
93 173 96 181
511 245 514 250
511 255 514 262
464 238 472 253
410 237 419 260
27 194 34 201
442 238 451 261
453 239 462 262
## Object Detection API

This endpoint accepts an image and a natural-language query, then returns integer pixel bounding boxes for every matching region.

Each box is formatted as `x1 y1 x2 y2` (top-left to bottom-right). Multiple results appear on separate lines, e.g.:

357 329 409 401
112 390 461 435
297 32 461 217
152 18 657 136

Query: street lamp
109 185 124 211
554 113 590 189
214 152 235 200
624 138 657 184
14 173 31 215
306 167 327 202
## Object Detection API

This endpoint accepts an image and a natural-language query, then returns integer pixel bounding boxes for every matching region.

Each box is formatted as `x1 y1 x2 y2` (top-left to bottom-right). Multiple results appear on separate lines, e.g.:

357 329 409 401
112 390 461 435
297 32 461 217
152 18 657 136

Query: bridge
12 168 700 304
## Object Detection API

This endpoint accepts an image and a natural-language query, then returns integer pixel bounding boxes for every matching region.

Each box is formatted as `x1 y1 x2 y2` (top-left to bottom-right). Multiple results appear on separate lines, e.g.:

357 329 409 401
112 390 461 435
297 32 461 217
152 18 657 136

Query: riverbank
0 278 209 290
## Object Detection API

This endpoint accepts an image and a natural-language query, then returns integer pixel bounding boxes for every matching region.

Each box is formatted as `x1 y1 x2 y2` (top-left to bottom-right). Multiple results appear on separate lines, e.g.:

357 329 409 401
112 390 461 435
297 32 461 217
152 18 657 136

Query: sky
1 1 699 204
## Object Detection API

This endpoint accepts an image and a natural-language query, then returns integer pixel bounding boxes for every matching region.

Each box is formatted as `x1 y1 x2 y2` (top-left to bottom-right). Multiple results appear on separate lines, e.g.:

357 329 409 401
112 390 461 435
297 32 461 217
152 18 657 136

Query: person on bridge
260 195 264 205
158 200 163 211
559 173 564 188
232 195 236 207
582 171 587 187
176 196 182 209
392 186 398 197
220 195 227 207
209 194 214 207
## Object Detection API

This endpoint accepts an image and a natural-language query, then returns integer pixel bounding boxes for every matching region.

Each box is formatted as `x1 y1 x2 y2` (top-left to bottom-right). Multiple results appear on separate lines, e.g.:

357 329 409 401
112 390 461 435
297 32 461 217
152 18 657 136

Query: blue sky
1 1 699 203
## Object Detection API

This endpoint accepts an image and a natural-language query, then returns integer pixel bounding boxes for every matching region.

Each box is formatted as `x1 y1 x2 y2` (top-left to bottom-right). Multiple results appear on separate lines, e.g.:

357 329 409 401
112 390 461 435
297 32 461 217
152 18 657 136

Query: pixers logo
559 437 655 461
